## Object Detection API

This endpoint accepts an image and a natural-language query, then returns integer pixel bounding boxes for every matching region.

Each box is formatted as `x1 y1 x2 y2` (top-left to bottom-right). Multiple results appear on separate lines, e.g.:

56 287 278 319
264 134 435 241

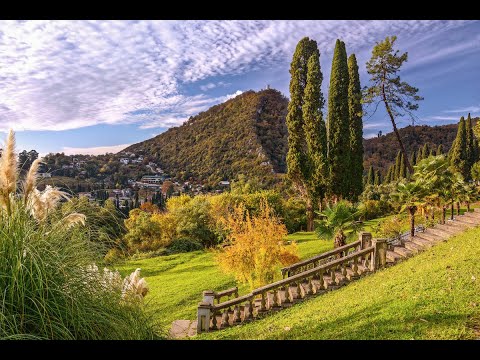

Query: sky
0 20 478 156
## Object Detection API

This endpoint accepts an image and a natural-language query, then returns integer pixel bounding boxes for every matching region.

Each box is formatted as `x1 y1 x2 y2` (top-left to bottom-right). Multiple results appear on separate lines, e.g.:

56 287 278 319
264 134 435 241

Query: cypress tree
449 116 469 178
347 53 363 200
416 147 423 163
303 49 327 227
437 144 444 155
327 39 350 200
410 150 416 167
385 164 394 183
399 153 406 179
394 151 402 180
421 143 429 159
285 37 325 231
429 146 436 157
466 113 477 177
367 166 375 185
374 170 381 186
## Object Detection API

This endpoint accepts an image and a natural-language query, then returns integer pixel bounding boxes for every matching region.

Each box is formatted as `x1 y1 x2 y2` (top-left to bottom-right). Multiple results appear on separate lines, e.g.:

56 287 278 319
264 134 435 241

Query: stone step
393 246 413 258
454 216 477 225
425 228 452 239
432 224 461 235
461 212 480 221
386 250 403 263
410 236 434 248
403 241 424 253
415 232 442 243
445 220 473 229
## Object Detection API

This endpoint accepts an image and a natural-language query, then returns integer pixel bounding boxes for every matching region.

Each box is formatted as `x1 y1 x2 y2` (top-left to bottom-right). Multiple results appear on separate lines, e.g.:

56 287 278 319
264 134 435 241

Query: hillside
200 225 480 340
124 89 289 185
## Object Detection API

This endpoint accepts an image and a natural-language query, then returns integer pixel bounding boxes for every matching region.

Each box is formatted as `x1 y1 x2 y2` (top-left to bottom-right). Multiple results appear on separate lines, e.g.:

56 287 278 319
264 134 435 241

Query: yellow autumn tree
216 200 299 290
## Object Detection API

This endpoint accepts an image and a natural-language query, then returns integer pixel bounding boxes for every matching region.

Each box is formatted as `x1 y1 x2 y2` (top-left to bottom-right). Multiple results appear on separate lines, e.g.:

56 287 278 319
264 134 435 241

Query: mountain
363 121 478 174
124 89 289 185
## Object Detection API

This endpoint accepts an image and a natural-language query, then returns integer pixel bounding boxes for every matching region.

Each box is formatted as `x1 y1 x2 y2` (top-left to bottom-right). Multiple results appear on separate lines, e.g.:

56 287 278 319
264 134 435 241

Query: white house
120 158 130 165
39 172 52 178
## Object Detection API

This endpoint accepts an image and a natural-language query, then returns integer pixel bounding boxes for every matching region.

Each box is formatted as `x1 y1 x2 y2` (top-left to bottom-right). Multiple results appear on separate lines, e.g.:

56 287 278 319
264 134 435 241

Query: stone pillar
359 232 372 249
197 302 213 333
203 290 215 305
372 238 388 271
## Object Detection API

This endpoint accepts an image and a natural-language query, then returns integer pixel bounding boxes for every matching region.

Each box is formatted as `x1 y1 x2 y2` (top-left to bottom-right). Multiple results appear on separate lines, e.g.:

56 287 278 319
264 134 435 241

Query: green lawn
200 225 480 339
115 231 335 330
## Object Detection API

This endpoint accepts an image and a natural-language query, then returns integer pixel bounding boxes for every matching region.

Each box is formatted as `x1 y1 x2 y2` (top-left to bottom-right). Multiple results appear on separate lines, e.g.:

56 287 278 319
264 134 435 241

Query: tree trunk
409 206 416 238
334 230 346 257
450 201 454 220
306 197 314 232
456 201 460 216
442 206 446 224
382 85 414 174
431 208 435 220
467 202 470 212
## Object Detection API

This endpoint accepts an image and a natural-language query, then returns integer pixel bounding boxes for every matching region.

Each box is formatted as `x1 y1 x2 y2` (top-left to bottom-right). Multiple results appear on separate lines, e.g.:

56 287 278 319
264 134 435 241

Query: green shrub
282 197 307 233
166 238 203 254
358 199 392 220
373 215 406 239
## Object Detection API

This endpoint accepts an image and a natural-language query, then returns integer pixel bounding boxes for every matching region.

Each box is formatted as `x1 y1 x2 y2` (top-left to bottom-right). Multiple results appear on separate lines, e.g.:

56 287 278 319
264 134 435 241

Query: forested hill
124 89 289 185
363 121 478 174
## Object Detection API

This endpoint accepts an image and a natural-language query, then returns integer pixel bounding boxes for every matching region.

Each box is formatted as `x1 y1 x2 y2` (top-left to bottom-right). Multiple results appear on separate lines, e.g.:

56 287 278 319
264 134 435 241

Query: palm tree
391 181 427 238
314 201 363 249
461 183 479 212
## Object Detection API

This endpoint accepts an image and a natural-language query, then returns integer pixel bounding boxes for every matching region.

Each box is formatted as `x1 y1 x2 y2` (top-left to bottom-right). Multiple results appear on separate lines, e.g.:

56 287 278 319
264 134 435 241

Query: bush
166 238 203 254
0 131 159 339
103 247 126 265
358 199 392 220
282 197 307 233
373 216 407 239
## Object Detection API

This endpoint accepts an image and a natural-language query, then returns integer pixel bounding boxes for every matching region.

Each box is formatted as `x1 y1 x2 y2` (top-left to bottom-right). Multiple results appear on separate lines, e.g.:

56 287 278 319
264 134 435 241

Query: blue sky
0 20 478 156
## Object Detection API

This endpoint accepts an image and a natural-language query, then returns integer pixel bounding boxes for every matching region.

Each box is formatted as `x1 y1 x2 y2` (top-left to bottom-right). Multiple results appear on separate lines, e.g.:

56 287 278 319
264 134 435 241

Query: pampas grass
0 130 159 339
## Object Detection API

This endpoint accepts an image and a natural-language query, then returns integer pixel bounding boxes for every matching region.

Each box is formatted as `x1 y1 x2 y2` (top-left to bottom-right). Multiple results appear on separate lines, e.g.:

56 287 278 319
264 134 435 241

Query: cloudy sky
0 20 479 155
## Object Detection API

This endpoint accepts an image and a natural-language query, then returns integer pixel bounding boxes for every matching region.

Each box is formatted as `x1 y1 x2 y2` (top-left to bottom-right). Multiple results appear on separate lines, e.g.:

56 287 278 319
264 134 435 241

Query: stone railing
203 287 239 305
386 225 425 250
197 232 387 333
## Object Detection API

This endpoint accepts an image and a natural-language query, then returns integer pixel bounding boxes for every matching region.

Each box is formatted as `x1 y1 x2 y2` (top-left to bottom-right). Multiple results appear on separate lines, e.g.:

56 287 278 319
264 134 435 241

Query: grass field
115 231 337 330
200 224 480 339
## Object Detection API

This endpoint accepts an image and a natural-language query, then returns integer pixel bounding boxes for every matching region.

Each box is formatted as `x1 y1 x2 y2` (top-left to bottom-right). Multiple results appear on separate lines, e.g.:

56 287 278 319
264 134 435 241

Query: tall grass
0 130 159 339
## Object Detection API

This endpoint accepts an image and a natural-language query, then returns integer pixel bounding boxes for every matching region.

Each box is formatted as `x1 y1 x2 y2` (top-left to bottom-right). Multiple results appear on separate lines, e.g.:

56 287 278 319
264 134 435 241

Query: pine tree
327 39 350 200
449 116 469 178
347 53 363 200
421 143 429 159
394 151 402 180
285 37 325 231
367 166 375 185
437 144 444 155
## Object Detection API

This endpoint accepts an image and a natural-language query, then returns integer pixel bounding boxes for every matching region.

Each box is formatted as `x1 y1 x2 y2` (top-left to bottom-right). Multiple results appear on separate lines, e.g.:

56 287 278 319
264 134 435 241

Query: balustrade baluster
297 281 305 299
245 299 254 321
330 266 337 285
353 256 359 276
211 309 218 330
233 305 241 324
342 260 347 277
307 277 316 295
221 308 230 328
260 292 267 312
318 271 326 290
273 288 281 308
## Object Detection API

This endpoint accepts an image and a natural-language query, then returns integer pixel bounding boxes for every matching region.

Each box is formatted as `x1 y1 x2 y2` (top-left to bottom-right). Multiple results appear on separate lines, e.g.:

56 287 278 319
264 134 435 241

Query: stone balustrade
197 232 387 334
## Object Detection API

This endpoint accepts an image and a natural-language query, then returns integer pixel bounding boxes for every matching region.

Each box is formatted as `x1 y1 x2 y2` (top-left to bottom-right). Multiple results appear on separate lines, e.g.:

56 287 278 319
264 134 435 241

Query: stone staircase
171 209 480 338
385 210 480 265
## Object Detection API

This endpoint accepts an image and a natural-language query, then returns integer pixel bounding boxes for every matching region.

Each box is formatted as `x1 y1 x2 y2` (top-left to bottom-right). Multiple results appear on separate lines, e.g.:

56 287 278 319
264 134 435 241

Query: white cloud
62 143 131 155
0 20 475 133
444 106 480 114
424 115 462 121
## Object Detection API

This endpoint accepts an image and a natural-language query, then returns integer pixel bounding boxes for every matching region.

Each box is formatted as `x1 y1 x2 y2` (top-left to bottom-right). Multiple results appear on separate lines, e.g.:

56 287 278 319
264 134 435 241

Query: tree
374 170 381 186
367 166 375 185
399 153 406 179
347 54 364 200
437 144 444 155
216 201 299 290
394 150 402 180
285 37 326 231
471 160 480 184
391 181 427 238
315 201 362 249
449 117 469 179
466 113 478 175
421 143 429 160
364 36 423 175
385 165 394 183
327 40 350 200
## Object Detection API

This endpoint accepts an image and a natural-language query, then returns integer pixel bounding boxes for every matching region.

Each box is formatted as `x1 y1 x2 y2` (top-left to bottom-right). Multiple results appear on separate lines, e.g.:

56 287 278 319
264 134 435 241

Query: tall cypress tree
385 164 394 183
374 170 381 186
367 166 375 185
286 37 325 231
303 50 327 227
399 153 406 178
429 146 436 157
347 53 363 200
394 150 402 180
410 150 416 167
449 116 469 178
421 143 429 159
327 40 350 200
437 144 444 155
416 147 423 164
466 113 477 177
